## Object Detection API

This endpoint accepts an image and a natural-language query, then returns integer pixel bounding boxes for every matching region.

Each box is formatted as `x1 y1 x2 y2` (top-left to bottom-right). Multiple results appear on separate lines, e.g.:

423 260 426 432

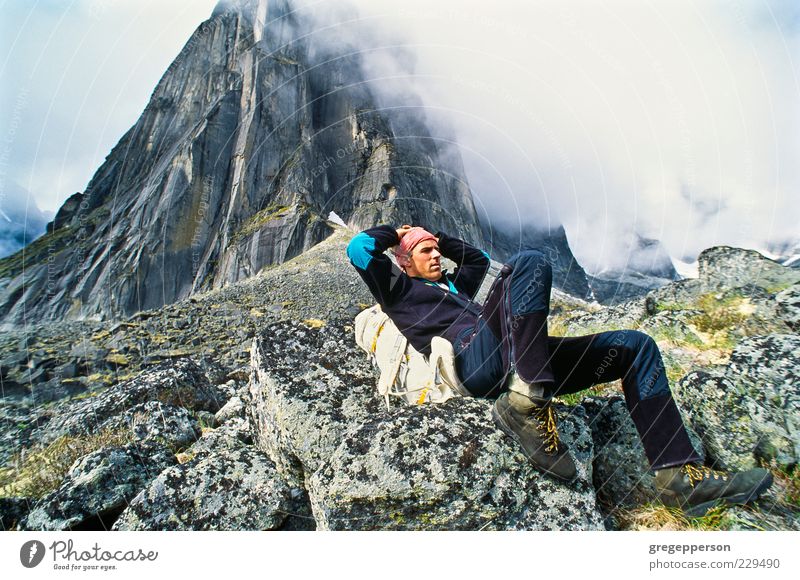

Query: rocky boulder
97 401 200 450
113 446 290 531
699 246 800 292
180 418 253 462
674 334 800 470
775 284 800 331
250 319 604 530
646 247 800 316
35 358 226 447
248 320 383 489
21 442 175 531
309 398 603 531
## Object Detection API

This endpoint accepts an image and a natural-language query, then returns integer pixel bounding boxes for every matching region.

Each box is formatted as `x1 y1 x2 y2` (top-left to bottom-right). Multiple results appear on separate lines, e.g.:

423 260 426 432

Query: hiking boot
492 391 577 482
654 463 773 517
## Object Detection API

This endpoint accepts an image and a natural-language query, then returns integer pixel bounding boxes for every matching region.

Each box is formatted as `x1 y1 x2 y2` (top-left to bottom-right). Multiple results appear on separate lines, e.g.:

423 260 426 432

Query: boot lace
682 464 729 487
532 404 560 455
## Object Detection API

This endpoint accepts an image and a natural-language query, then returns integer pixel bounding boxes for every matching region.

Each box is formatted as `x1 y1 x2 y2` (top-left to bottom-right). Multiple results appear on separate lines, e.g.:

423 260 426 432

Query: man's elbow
477 250 491 272
347 232 376 270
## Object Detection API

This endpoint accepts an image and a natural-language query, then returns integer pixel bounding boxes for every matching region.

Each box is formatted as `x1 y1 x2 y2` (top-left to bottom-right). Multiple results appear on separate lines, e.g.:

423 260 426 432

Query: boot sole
659 472 774 518
492 404 577 483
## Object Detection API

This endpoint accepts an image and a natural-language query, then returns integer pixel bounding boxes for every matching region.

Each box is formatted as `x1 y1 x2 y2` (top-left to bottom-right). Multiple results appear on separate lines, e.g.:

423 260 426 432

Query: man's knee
620 330 669 398
502 251 552 315
506 250 552 279
621 330 658 353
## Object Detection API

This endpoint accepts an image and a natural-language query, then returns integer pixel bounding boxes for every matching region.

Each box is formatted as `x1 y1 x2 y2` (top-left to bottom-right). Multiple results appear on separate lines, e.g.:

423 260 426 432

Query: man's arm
436 231 491 298
347 225 408 307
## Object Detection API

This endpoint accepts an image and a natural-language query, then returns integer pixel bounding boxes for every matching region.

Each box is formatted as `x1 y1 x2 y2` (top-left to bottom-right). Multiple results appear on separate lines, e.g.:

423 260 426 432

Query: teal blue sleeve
347 232 377 270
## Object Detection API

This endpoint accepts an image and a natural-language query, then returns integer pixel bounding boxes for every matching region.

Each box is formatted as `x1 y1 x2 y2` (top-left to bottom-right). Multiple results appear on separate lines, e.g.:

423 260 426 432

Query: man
347 222 773 516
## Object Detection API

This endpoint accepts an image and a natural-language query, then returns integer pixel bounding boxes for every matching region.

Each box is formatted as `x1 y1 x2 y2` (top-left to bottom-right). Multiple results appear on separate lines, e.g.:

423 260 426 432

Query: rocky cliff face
587 234 680 305
480 222 593 300
0 0 482 326
479 223 681 305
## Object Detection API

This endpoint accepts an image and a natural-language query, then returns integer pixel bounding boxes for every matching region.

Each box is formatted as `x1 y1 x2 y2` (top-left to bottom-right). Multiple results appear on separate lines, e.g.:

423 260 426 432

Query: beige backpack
354 304 470 409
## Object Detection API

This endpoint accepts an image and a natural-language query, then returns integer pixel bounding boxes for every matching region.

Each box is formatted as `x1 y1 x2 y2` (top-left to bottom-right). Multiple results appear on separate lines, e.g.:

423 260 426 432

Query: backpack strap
430 337 471 397
376 331 408 409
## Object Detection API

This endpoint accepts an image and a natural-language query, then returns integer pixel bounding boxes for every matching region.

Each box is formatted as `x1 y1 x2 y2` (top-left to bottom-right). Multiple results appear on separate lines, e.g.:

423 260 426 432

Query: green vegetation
662 355 693 385
690 293 752 334
648 323 704 349
650 300 692 313
0 429 133 499
612 502 750 531
231 201 312 244
771 464 800 508
105 353 130 366
0 226 72 279
547 317 570 338
764 280 797 294
556 383 612 406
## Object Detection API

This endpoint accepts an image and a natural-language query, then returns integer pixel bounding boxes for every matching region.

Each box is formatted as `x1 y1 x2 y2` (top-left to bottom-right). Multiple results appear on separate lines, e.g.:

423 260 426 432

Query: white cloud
2 0 798 269
335 0 800 266
0 0 219 212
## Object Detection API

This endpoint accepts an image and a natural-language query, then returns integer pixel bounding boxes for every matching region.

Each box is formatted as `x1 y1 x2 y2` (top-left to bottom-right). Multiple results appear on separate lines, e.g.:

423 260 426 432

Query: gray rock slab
113 447 290 531
775 284 800 331
674 334 800 470
98 401 200 450
21 442 175 531
215 395 245 424
35 358 225 446
180 417 253 463
308 398 603 531
698 246 800 292
248 320 383 488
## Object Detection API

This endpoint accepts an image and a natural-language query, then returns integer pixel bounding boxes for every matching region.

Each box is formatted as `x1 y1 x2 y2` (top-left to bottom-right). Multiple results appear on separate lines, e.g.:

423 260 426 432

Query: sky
1 0 798 271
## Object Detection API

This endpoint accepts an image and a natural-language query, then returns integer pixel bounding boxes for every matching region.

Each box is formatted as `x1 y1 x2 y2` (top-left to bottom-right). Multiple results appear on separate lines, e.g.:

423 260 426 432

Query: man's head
394 227 442 281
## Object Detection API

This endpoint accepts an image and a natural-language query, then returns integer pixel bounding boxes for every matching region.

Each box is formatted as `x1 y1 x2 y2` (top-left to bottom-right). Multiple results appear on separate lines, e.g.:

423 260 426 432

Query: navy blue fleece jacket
347 225 491 355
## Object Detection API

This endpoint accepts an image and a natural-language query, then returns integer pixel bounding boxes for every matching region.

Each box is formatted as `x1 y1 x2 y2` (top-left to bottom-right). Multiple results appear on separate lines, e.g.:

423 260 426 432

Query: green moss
663 357 692 385
690 293 751 333
556 386 606 406
0 226 72 279
105 353 130 366
0 428 133 499
651 300 692 313
764 281 796 294
649 324 704 348
231 202 300 244
547 317 571 338
85 372 115 386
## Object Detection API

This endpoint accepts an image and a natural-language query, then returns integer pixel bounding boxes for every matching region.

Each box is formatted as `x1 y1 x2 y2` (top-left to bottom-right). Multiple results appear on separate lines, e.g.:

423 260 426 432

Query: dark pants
454 250 702 470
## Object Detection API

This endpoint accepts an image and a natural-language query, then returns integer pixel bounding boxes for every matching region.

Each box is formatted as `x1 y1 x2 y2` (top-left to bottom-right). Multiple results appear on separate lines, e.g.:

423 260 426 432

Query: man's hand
395 224 413 242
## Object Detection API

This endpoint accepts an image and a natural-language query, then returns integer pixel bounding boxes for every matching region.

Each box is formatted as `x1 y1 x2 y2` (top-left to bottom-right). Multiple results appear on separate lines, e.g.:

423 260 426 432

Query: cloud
3 0 798 271
304 0 800 268
0 0 219 213
0 180 51 259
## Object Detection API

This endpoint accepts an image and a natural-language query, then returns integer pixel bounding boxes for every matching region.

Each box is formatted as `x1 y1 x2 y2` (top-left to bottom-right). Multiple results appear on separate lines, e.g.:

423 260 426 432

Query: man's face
405 240 442 281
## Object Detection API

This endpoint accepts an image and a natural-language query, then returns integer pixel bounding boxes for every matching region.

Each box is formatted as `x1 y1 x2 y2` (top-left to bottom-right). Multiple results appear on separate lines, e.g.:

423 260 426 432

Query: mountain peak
0 0 483 325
